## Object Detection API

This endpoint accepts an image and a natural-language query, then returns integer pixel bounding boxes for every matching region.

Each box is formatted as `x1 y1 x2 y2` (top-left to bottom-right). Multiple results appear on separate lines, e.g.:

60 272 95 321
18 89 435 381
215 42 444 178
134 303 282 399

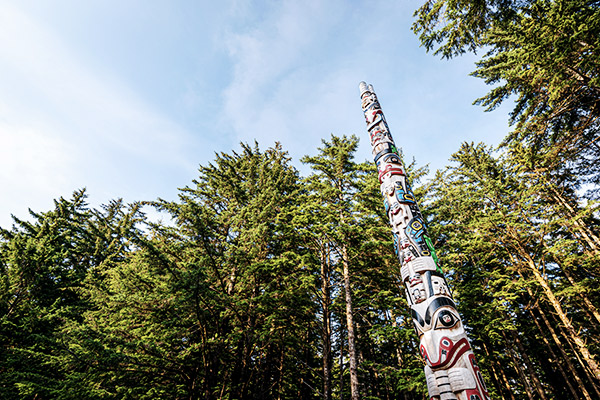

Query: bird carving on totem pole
359 81 490 400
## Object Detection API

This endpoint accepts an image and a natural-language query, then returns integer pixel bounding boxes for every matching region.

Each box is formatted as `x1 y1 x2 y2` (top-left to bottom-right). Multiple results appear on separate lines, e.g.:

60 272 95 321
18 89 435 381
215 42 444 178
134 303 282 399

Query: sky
0 0 514 228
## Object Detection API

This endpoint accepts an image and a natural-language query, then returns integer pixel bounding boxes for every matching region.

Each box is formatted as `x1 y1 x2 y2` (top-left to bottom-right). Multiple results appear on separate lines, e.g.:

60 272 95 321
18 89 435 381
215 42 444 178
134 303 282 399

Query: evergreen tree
427 142 600 399
301 135 427 400
302 135 367 400
0 190 142 399
413 0 600 232
63 142 319 399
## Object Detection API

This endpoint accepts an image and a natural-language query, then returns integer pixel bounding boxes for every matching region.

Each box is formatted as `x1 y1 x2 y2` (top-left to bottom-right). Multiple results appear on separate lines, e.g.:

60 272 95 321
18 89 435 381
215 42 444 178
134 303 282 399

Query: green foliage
2 132 598 399
426 141 600 398
0 190 142 399
301 135 426 400
413 0 521 58
413 4 600 391
3 1 600 398
72 142 320 399
415 0 600 195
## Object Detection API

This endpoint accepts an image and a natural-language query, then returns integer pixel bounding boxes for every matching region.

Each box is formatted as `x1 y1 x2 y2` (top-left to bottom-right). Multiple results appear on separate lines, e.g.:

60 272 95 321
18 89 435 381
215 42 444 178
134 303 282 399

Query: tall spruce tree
414 2 600 396
301 135 428 400
427 142 600 399
302 135 367 400
293 174 337 400
63 142 319 399
0 190 142 399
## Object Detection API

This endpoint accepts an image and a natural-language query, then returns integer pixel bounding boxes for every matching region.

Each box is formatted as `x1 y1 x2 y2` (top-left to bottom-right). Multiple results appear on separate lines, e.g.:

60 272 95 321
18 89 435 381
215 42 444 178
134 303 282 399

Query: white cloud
221 1 347 150
219 0 511 175
0 3 196 227
1 3 192 160
220 2 415 168
0 0 514 229
0 117 74 209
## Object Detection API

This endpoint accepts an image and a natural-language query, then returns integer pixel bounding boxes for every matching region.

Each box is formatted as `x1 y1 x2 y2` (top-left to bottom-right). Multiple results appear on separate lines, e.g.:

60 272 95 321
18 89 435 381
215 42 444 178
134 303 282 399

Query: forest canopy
1 0 600 399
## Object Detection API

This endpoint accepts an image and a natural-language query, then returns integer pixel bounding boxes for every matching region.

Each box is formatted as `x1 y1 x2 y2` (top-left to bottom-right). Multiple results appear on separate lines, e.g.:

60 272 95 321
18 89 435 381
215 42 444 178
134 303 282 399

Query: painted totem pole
359 82 490 400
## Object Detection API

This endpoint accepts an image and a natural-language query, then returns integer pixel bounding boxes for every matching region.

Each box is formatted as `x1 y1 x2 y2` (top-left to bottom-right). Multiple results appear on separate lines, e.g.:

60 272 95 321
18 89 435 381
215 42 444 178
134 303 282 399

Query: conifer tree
0 189 142 399
427 142 600 399
301 135 426 400
64 142 319 399
302 134 368 400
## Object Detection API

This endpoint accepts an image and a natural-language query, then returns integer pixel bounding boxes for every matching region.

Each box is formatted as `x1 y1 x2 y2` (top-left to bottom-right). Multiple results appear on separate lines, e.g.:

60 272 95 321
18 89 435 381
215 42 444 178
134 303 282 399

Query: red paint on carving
469 354 490 400
378 164 405 183
426 337 471 370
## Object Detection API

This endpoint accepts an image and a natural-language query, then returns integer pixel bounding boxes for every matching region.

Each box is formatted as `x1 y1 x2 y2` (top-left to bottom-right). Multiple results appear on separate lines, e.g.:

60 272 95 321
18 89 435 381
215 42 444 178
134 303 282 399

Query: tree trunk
527 287 596 400
562 265 600 326
389 309 404 368
509 328 548 400
544 180 600 255
481 341 516 400
342 243 360 400
555 315 600 397
502 330 536 400
340 325 345 400
321 244 332 400
508 246 600 380
277 344 285 400
525 255 600 379
528 306 581 399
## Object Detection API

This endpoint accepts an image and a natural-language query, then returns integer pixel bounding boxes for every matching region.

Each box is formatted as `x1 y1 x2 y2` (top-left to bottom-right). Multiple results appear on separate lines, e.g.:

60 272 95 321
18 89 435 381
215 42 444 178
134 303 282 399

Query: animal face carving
412 298 462 335
360 81 490 400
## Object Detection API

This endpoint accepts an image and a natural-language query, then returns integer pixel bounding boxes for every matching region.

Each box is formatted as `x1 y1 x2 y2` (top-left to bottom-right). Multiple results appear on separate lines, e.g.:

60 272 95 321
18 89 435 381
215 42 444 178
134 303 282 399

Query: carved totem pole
359 82 490 400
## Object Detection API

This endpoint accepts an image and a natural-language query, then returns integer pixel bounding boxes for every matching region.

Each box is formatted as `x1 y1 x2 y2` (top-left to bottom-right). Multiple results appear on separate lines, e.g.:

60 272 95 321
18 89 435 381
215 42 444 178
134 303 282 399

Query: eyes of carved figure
409 219 423 232
435 310 459 330
383 154 401 164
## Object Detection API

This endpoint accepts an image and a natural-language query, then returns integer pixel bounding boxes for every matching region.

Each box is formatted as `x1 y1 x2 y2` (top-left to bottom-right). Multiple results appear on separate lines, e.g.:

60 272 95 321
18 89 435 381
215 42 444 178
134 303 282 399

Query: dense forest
2 0 599 399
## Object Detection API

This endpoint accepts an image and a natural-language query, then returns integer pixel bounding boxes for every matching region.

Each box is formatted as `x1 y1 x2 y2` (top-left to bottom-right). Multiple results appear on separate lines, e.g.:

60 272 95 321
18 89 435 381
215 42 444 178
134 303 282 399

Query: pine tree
63 142 319 399
301 135 428 400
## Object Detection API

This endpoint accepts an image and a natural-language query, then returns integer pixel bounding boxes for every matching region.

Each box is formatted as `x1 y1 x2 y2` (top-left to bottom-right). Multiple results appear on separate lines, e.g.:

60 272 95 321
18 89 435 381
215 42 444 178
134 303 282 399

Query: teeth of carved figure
359 82 490 400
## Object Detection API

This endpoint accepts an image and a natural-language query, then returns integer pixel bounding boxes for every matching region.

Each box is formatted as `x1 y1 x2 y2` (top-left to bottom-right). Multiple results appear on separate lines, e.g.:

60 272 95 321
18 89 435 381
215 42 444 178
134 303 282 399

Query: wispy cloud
219 0 510 171
219 1 422 164
221 1 353 157
0 0 513 229
0 3 195 227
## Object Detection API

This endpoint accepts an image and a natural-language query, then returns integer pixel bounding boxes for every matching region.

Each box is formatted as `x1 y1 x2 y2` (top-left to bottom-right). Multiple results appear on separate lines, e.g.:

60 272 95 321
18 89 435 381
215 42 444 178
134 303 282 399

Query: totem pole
359 82 490 400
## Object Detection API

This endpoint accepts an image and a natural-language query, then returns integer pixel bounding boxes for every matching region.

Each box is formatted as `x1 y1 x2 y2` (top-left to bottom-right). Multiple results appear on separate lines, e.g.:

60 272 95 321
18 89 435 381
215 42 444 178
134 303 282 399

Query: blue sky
0 0 513 228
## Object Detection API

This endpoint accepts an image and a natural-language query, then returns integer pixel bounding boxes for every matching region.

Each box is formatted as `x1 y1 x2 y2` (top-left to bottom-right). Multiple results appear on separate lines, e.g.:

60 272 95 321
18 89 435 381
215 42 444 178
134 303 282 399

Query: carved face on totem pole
359 82 490 400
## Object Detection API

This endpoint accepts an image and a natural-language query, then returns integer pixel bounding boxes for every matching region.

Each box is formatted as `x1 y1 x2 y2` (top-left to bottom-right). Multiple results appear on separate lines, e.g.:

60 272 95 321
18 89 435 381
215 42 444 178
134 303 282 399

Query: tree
427 142 600 398
301 135 428 400
413 0 600 191
302 134 368 400
0 190 142 399
64 142 320 399
293 176 336 400
413 3 600 393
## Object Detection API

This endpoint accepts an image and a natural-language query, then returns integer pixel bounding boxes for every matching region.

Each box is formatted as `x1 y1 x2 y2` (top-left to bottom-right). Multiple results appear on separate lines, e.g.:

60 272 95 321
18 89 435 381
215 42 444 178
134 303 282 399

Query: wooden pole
359 82 490 400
